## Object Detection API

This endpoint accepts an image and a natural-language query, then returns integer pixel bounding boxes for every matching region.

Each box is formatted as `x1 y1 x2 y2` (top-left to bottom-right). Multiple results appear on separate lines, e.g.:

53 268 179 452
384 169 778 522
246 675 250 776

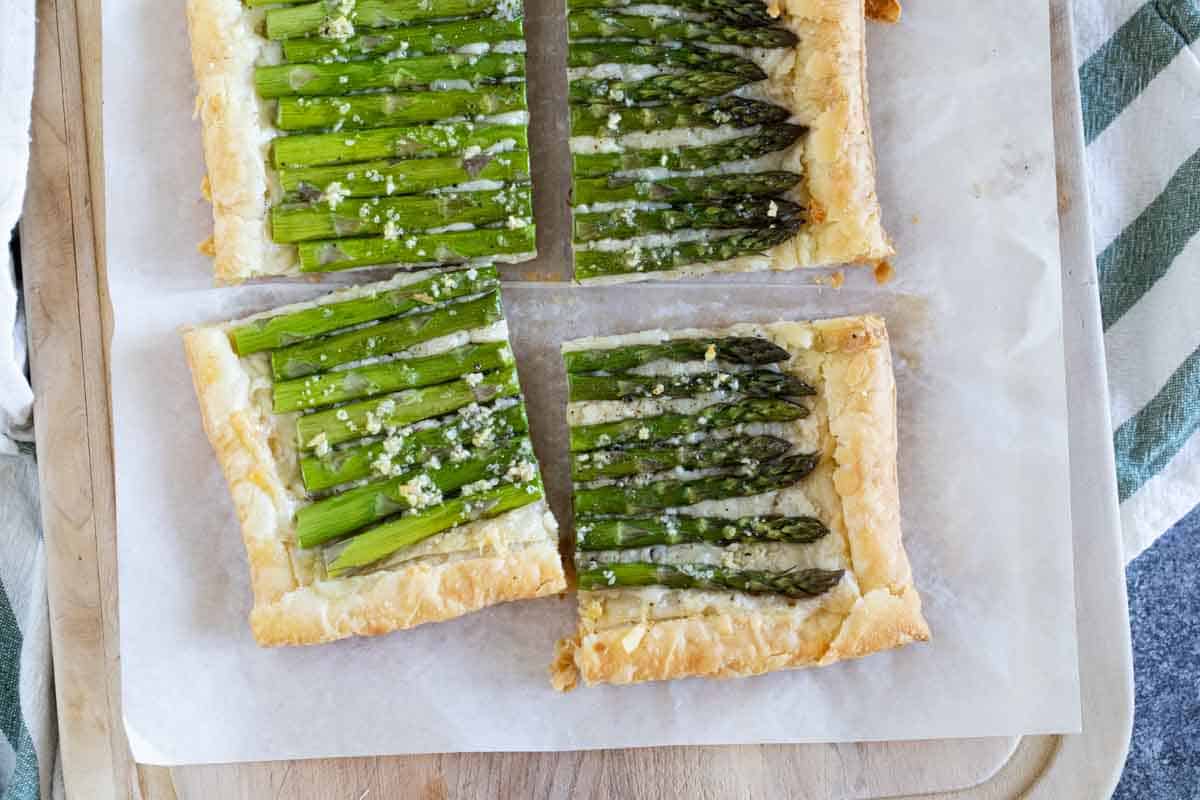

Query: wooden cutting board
19 0 1118 797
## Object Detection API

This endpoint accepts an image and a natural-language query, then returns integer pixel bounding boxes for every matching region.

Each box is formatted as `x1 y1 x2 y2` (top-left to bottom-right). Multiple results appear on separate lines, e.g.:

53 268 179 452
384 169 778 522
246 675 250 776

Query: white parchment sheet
106 0 1082 763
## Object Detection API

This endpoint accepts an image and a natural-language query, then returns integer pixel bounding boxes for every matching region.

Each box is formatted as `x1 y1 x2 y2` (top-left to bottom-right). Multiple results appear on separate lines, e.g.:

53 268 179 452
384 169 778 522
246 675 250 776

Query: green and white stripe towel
1076 0 1200 560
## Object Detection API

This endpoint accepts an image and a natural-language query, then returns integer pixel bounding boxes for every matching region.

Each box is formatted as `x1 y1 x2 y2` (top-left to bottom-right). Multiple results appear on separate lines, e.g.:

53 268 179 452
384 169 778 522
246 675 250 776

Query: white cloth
1 2 60 799
0 0 35 453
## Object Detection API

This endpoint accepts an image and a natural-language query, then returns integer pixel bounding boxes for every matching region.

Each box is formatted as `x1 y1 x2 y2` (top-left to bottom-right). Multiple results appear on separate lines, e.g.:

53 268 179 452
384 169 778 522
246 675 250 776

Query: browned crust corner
865 0 901 23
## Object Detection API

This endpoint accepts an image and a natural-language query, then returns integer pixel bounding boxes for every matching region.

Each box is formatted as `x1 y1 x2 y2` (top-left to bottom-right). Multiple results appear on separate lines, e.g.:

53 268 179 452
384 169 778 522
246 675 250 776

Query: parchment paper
106 0 1082 764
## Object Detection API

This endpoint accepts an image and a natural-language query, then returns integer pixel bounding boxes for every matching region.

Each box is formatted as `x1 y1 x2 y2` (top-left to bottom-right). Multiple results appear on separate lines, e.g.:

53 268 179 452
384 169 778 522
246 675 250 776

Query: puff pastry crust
574 0 892 285
552 315 928 688
186 0 295 284
182 296 565 647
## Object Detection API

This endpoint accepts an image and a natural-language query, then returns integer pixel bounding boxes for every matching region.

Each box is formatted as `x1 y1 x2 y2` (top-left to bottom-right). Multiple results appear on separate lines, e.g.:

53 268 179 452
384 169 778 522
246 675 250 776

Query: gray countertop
1112 501 1200 798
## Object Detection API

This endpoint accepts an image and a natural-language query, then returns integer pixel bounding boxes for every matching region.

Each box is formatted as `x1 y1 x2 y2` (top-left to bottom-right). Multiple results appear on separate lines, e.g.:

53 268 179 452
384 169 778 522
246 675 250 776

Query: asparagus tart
186 0 535 282
567 0 894 282
183 266 565 645
551 315 928 688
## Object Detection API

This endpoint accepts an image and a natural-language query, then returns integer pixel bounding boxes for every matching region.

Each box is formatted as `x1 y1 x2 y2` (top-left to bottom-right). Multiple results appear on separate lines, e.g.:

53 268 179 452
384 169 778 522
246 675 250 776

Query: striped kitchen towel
1075 0 1200 561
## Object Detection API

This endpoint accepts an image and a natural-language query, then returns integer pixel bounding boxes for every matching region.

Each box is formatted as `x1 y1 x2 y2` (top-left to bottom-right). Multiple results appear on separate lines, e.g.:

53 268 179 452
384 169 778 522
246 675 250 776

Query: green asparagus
278 151 529 199
271 290 503 380
256 54 524 98
300 401 528 492
571 125 804 177
568 369 814 403
568 43 764 79
568 11 798 48
571 435 792 481
574 199 804 242
569 398 806 451
573 452 819 515
577 562 845 598
325 479 544 576
272 123 527 169
575 514 830 550
573 172 799 206
230 266 496 355
266 0 508 41
282 18 524 62
273 341 512 413
567 0 774 26
574 223 801 280
564 336 790 373
297 367 521 448
569 71 758 104
276 85 527 132
570 98 788 137
298 223 535 272
270 189 531 243
296 437 533 547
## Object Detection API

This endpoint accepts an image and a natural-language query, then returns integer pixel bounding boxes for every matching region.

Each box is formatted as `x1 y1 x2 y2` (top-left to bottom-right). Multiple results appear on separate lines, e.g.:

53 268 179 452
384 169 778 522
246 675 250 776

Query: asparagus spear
300 401 528 492
570 97 788 137
230 266 496 355
297 367 521 448
282 18 524 62
574 199 803 242
296 437 533 547
256 54 524 98
272 123 527 169
325 479 544 576
298 223 535 272
271 190 531 244
569 43 763 78
279 151 529 199
273 341 513 413
569 398 806 451
568 0 774 26
568 369 814 403
567 11 798 48
271 290 503 380
573 452 819 515
572 125 804 178
577 562 845 598
575 514 830 550
276 86 527 133
564 336 790 373
571 435 792 481
574 224 801 280
569 71 758 104
573 172 799 207
266 0 508 41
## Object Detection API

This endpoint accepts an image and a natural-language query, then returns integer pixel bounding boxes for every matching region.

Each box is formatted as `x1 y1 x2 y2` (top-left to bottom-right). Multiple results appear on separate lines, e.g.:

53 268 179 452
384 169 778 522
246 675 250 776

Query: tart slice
186 0 535 283
183 266 564 645
567 0 894 283
552 315 928 687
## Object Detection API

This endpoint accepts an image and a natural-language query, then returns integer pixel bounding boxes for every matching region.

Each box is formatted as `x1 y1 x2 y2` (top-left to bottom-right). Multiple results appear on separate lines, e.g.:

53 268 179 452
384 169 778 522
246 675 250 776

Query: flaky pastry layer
552 315 929 687
182 296 566 647
186 0 295 284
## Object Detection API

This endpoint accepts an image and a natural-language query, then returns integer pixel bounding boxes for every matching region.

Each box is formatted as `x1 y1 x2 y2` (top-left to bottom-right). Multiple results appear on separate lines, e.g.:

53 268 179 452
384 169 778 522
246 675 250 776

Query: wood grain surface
19 0 1094 798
